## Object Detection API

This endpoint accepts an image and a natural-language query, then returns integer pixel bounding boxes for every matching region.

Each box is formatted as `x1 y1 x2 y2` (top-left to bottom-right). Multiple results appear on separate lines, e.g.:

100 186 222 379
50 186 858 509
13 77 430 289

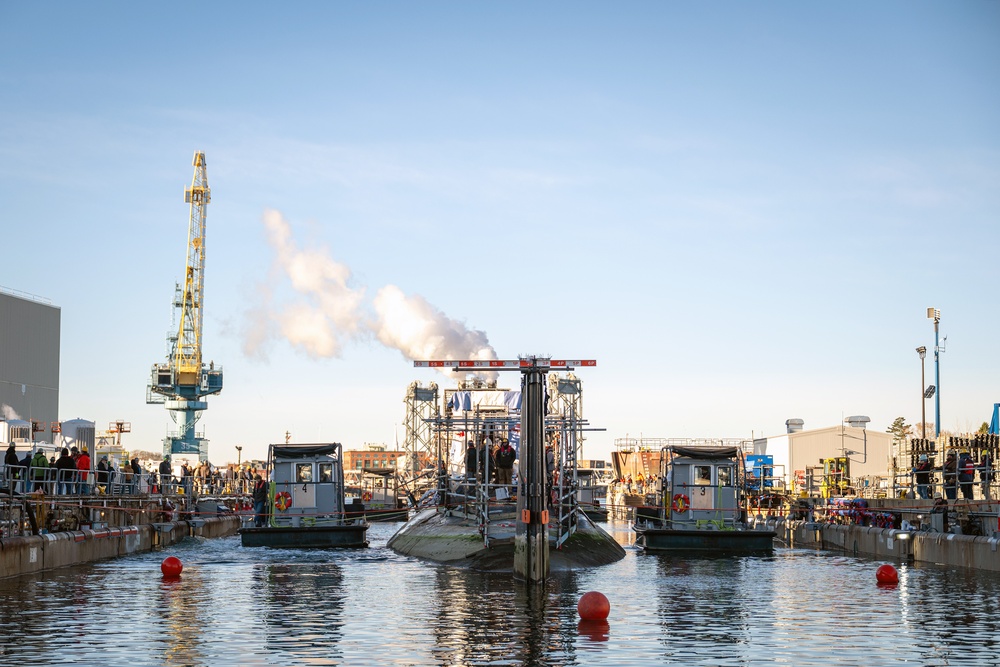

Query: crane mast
147 151 223 462
176 151 210 385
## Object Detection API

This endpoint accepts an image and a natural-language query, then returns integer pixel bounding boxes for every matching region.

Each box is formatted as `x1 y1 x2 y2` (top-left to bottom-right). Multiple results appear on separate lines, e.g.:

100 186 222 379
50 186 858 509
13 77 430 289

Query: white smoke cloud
2 404 23 420
372 285 498 379
246 209 497 377
242 210 367 359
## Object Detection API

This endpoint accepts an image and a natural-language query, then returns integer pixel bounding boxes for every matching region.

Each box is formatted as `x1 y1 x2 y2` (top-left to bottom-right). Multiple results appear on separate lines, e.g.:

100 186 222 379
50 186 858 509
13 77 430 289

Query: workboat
388 358 625 575
239 442 368 549
355 468 410 522
633 445 775 552
576 466 609 522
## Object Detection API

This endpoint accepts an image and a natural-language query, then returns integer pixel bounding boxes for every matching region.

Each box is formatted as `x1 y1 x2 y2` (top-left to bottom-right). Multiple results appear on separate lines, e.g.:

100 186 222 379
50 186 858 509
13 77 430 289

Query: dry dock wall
788 521 1000 572
0 516 240 578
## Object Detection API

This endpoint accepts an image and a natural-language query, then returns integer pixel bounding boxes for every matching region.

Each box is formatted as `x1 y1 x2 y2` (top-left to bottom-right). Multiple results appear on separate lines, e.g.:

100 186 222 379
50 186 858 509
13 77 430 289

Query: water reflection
254 562 345 665
3 529 1000 665
155 569 210 667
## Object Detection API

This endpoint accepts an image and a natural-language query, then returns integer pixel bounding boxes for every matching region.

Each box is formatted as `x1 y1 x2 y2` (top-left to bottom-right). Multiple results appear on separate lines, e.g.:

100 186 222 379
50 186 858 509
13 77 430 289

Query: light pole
235 445 242 467
927 308 941 437
916 346 927 439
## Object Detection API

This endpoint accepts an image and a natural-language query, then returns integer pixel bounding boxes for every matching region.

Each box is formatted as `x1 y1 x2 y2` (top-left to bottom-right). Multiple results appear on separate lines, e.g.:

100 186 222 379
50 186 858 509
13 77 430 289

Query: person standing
478 435 493 482
55 448 75 495
980 453 993 501
942 451 958 500
464 441 477 480
76 449 92 495
30 449 49 493
914 455 932 500
251 474 268 527
181 461 193 497
159 456 172 494
96 456 110 493
130 457 142 494
494 439 516 489
958 451 975 501
4 444 20 492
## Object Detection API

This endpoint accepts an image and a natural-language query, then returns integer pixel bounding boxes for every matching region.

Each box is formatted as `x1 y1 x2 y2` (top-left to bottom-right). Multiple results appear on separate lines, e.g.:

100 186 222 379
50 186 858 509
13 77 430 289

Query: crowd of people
2 444 267 499
912 449 992 501
464 435 518 487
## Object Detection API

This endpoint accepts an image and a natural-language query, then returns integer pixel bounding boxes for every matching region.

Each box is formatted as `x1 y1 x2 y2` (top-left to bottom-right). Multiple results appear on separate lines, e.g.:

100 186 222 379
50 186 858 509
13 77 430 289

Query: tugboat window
718 466 733 487
296 464 312 483
694 466 712 485
319 463 333 483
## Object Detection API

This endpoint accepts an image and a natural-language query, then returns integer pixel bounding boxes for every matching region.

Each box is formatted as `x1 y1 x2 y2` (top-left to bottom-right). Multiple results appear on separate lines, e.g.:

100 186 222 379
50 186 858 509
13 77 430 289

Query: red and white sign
414 358 597 369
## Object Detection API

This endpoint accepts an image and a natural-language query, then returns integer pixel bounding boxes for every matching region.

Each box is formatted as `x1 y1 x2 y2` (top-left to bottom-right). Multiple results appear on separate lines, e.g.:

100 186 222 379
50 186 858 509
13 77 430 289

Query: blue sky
2 2 998 463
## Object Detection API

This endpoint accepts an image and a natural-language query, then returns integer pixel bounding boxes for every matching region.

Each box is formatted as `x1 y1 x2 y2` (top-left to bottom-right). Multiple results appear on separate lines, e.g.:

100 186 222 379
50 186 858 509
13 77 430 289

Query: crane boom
175 151 210 385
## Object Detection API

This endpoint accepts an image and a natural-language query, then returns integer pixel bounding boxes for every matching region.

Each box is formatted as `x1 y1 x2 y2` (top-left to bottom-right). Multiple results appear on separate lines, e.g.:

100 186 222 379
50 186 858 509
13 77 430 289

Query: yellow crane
146 152 223 461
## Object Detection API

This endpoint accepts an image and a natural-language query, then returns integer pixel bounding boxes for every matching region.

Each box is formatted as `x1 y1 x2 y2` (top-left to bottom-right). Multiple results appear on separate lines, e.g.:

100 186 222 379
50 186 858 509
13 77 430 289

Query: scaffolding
402 381 439 477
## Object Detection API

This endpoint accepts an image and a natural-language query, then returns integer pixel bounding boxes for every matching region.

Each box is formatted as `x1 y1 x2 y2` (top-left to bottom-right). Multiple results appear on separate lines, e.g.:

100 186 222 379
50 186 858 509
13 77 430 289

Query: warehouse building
0 288 60 442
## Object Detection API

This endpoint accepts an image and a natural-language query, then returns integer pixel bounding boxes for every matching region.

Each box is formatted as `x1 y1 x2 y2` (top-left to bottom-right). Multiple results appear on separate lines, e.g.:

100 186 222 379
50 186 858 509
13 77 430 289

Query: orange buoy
876 564 898 585
577 591 610 621
161 556 183 577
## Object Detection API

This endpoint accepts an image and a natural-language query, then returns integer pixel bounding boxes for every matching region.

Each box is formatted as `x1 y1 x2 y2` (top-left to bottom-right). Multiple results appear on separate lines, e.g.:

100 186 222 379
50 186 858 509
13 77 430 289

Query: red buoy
577 591 610 621
161 556 183 577
876 564 898 585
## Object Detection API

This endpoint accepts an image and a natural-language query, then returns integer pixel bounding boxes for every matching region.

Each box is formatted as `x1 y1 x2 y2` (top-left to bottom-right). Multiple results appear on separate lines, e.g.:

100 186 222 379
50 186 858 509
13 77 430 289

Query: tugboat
357 468 410 522
388 357 625 579
633 445 775 552
239 442 368 548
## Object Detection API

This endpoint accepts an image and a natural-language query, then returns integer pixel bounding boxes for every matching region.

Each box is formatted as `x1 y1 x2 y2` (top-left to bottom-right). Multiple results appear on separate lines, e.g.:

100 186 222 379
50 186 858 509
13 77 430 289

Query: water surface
0 522 997 666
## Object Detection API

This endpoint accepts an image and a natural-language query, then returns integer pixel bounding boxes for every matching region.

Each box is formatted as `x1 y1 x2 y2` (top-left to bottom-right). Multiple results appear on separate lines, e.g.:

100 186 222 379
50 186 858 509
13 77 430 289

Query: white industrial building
753 417 894 493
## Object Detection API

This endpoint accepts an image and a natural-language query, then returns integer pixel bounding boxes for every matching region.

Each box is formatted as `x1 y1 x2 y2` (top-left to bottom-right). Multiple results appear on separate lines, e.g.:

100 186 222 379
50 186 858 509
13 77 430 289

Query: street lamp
927 308 941 438
235 445 242 467
916 346 927 439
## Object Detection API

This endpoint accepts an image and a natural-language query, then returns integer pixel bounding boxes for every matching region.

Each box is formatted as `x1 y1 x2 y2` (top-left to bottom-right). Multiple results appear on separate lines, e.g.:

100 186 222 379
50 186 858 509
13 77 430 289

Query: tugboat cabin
634 445 775 552
269 443 347 528
240 442 368 548
666 446 740 529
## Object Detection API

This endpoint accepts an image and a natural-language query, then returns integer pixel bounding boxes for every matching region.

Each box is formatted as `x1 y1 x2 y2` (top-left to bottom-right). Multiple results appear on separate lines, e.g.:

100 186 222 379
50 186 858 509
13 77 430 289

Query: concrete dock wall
0 516 240 578
786 520 1000 572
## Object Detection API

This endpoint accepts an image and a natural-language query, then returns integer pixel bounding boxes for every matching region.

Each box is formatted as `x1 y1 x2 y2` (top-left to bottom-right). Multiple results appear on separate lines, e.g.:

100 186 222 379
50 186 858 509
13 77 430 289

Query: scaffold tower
403 381 439 475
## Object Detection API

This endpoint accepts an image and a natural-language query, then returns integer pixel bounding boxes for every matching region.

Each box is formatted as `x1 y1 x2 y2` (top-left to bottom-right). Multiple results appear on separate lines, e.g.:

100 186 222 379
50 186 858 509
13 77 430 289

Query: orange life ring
361 491 372 502
274 491 292 512
671 493 690 513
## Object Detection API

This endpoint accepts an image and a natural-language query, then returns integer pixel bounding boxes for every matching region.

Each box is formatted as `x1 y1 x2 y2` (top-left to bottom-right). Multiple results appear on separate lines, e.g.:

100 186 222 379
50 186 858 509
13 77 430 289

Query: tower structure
402 381 439 475
147 152 223 461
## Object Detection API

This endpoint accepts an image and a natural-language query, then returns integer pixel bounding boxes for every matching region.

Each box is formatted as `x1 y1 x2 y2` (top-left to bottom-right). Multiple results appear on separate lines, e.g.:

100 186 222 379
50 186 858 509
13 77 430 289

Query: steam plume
246 209 497 376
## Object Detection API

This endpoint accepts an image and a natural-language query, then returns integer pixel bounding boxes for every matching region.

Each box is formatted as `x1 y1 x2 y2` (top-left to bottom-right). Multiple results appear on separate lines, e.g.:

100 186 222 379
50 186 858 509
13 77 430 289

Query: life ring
671 494 690 513
361 491 372 502
274 491 292 512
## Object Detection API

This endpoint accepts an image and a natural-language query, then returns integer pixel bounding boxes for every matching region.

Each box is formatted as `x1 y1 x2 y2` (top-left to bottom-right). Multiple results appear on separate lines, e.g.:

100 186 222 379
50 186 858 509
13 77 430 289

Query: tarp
450 391 521 412
670 446 741 460
271 443 339 459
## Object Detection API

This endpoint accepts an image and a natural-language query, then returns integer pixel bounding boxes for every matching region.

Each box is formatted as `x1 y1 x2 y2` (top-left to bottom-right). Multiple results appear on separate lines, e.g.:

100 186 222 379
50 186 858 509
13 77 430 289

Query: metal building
0 288 60 441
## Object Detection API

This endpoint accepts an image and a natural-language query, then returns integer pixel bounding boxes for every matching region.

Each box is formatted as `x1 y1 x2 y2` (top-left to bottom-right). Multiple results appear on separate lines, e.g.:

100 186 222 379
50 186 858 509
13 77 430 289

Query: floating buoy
577 591 610 621
876 564 898 585
161 556 183 577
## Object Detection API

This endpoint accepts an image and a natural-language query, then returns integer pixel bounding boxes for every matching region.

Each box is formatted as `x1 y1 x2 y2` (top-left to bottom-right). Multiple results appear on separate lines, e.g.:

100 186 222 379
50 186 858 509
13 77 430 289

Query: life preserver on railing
361 491 372 502
275 491 292 512
671 494 690 513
